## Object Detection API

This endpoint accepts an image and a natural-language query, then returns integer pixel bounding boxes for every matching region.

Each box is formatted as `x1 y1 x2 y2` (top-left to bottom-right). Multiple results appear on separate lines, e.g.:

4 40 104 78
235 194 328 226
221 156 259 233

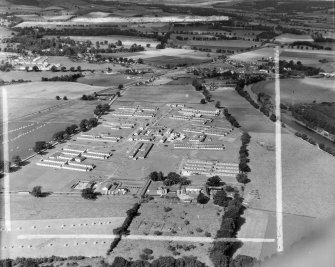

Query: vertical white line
2 87 11 231
274 46 283 252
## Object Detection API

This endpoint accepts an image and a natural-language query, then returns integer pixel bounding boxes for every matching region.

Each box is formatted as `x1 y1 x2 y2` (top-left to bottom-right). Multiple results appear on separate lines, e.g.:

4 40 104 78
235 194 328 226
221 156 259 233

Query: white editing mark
274 46 284 252
2 87 11 232
17 234 275 243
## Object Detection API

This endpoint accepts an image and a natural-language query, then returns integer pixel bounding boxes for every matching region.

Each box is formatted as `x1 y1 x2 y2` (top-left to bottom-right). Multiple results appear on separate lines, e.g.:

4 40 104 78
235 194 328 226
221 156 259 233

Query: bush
142 248 153 255
139 254 149 261
195 227 203 233
205 232 211 237
184 220 190 225
164 207 172 212
31 186 43 197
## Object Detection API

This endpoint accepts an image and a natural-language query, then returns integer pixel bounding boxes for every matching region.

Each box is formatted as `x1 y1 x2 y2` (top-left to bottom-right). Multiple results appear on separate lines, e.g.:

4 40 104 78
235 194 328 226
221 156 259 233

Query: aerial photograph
0 0 334 266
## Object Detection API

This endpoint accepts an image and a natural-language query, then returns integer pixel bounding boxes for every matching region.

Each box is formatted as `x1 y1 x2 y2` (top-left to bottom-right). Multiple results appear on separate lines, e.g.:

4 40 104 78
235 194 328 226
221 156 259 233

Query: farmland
2 82 108 100
250 78 335 105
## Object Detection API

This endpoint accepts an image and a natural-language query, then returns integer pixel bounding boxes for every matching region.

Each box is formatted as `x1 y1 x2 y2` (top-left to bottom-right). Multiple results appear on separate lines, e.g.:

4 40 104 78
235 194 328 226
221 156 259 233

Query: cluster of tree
52 124 78 142
33 141 52 153
191 79 212 102
50 66 82 72
30 185 48 198
41 73 83 82
223 108 240 128
149 171 190 186
318 143 335 157
290 41 331 50
210 192 257 267
206 176 224 187
239 132 251 174
279 60 323 76
94 103 110 116
0 62 13 72
11 155 22 167
81 187 99 200
235 79 260 110
312 35 335 43
110 256 207 267
55 96 68 100
81 94 96 101
276 25 306 35
107 203 141 255
4 79 31 85
93 44 145 54
291 103 335 136
156 32 170 49
197 192 210 205
98 56 143 65
79 118 98 132
0 255 86 267
256 31 278 40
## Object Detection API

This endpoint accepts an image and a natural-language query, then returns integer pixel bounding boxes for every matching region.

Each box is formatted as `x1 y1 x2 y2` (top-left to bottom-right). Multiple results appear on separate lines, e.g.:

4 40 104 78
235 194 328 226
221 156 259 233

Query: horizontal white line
17 234 275 243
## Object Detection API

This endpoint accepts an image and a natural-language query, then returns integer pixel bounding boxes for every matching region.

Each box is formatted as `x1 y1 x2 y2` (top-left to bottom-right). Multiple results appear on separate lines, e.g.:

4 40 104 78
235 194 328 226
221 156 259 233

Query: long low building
174 143 225 150
181 159 239 177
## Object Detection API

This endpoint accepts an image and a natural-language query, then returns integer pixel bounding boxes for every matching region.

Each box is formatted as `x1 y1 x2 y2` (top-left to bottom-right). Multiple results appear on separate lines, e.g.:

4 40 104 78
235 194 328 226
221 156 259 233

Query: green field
120 84 204 103
145 55 211 66
251 78 335 105
3 82 107 100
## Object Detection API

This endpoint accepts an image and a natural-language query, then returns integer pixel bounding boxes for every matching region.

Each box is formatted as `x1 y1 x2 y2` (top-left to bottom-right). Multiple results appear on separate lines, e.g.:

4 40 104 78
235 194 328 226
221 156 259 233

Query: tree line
210 191 258 267
238 132 252 176
41 73 83 82
223 108 240 128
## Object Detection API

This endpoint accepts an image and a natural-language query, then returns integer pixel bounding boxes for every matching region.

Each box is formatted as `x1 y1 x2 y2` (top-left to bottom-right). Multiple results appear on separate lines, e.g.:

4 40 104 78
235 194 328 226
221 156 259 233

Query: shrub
195 227 203 233
205 232 211 237
143 248 153 255
164 207 172 212
154 231 162 236
139 254 149 261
